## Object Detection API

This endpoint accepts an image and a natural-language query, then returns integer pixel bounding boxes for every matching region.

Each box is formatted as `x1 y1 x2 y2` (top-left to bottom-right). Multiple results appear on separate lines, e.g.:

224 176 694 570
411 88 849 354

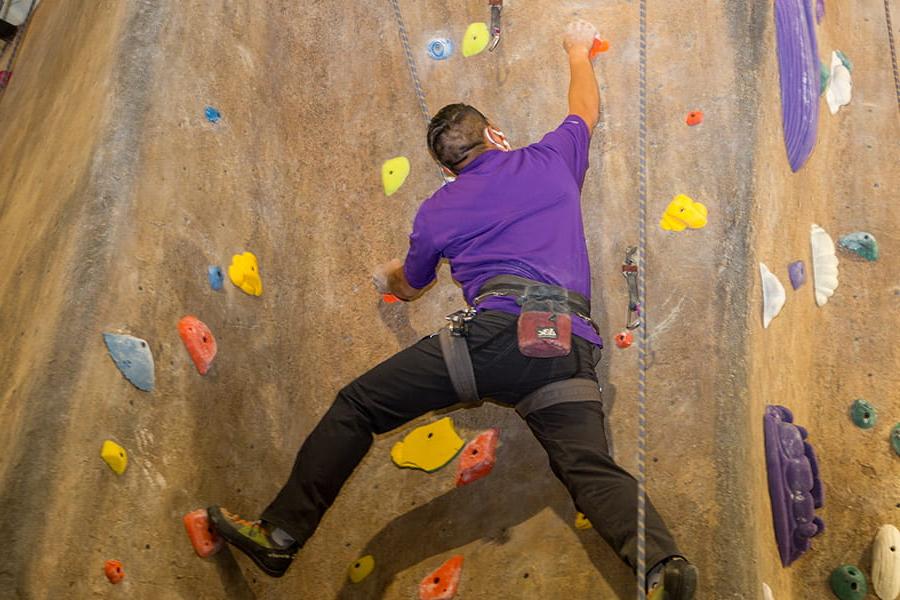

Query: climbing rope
635 0 649 596
387 0 431 128
0 0 37 90
883 0 900 109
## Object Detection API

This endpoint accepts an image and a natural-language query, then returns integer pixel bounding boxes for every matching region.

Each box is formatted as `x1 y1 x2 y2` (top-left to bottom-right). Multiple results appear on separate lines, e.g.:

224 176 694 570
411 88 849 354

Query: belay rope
635 0 649 595
387 0 652 595
884 0 900 109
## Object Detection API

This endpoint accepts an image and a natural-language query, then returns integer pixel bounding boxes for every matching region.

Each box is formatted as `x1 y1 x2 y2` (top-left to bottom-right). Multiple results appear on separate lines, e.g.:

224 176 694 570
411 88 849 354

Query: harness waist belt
473 274 592 317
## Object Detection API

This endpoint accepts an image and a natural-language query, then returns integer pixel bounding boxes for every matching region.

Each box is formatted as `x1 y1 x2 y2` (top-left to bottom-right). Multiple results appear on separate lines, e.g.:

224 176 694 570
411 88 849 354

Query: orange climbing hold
589 37 610 58
419 555 464 600
183 508 224 558
383 293 401 304
615 331 633 349
104 559 125 584
685 111 703 126
177 316 217 375
456 428 499 487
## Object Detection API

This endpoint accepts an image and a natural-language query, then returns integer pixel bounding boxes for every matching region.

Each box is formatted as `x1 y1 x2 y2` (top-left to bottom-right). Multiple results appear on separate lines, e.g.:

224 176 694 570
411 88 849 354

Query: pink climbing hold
419 555 464 600
0 71 12 88
183 508 224 558
455 428 499 487
177 316 217 375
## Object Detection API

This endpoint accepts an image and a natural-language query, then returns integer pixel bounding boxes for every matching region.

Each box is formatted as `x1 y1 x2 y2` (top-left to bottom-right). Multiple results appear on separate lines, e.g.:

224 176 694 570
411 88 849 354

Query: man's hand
372 258 423 301
372 259 403 294
562 19 598 56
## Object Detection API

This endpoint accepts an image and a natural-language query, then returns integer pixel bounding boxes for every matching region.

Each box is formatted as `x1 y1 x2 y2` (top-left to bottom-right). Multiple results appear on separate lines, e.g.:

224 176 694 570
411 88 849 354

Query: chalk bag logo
536 326 558 339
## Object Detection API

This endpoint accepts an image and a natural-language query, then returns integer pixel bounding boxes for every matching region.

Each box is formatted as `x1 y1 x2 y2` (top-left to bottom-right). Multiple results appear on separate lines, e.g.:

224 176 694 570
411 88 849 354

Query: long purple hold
774 0 821 171
764 405 825 566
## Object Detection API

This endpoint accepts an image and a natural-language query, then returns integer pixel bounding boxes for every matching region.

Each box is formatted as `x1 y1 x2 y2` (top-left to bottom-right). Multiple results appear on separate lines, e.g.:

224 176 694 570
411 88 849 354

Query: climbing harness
0 0 37 91
636 0 649 594
884 0 900 109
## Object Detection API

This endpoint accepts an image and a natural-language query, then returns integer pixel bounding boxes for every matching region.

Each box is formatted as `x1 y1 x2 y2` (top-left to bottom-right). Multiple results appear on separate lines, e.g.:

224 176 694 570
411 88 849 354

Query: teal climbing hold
837 232 879 262
835 50 853 72
820 61 831 95
849 399 877 429
829 564 867 600
103 333 155 392
891 423 900 456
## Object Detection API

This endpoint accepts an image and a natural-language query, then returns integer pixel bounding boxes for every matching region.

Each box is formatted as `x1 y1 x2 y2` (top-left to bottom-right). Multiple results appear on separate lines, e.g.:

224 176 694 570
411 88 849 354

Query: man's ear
484 126 511 151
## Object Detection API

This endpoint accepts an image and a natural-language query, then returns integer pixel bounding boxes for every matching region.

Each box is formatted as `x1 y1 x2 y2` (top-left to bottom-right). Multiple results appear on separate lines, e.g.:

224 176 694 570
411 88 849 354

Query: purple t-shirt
403 115 601 346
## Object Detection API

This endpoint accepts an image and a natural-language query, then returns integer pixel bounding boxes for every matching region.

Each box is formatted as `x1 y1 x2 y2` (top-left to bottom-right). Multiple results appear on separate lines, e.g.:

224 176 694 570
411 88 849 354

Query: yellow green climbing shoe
207 505 297 577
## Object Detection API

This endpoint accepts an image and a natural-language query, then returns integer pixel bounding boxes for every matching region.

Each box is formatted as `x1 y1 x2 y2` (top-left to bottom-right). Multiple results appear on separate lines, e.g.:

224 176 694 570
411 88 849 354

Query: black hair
427 104 489 173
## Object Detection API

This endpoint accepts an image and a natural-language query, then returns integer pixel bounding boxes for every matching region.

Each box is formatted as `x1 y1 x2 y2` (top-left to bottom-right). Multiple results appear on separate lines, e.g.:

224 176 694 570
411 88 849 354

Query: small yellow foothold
100 440 128 475
575 512 592 530
381 157 410 196
228 251 263 296
390 417 464 472
348 554 375 583
659 194 708 231
462 22 490 57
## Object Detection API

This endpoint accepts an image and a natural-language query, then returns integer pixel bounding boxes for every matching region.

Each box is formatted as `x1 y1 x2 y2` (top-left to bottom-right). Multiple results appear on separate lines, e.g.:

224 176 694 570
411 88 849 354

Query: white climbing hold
762 582 775 600
826 51 852 114
811 224 839 307
872 524 900 600
759 263 786 329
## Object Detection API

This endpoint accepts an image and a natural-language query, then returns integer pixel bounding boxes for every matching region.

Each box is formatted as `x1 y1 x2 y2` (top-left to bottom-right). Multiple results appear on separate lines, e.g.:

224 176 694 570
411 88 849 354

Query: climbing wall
0 1 896 599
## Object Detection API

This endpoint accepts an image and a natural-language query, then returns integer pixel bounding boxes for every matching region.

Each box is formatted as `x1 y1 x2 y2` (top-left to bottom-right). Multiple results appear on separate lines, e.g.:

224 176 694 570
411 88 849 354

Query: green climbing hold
835 50 853 72
891 423 900 456
850 399 877 429
829 564 867 600
820 61 831 95
837 232 879 262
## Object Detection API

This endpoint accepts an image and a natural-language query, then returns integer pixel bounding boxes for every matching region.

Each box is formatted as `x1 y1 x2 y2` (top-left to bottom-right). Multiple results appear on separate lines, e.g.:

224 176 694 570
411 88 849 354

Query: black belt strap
438 328 481 407
515 377 602 418
473 274 592 316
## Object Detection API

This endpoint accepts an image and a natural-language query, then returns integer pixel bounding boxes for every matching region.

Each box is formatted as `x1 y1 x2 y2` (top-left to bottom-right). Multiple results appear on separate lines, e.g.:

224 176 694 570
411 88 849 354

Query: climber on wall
208 19 698 599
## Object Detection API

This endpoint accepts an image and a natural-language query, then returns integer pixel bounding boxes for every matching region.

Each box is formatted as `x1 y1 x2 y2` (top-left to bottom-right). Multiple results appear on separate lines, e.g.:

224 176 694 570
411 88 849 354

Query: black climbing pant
261 310 681 574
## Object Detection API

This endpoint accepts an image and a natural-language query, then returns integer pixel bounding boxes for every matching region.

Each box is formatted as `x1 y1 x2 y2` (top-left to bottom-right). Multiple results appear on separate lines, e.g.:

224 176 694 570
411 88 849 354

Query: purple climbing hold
764 405 825 567
816 0 825 24
788 261 806 290
774 0 821 171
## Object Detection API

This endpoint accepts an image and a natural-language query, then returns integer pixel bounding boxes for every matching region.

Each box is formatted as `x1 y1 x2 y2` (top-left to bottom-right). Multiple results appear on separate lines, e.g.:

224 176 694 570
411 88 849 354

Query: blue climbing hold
208 265 224 291
103 333 155 392
788 260 806 290
204 106 221 123
427 38 454 60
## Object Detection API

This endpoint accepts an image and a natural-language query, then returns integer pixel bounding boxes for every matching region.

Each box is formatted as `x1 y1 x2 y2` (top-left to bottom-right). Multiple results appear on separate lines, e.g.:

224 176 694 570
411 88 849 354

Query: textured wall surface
0 1 896 599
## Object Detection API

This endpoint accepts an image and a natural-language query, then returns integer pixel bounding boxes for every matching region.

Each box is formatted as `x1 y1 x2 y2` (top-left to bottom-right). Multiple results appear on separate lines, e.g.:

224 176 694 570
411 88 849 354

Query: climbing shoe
207 505 297 577
647 557 698 600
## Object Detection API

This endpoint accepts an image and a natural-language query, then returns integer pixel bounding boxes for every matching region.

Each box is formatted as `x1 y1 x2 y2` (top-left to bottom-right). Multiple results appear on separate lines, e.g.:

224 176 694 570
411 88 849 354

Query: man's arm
563 20 601 132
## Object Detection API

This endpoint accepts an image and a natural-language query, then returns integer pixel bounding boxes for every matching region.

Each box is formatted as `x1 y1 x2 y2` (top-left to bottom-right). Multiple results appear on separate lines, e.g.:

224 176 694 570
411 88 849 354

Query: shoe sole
663 562 698 600
207 506 292 578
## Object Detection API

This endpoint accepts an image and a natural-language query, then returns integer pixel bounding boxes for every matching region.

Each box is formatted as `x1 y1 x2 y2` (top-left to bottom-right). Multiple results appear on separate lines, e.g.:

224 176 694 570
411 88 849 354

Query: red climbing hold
177 316 217 375
104 559 125 584
589 37 610 58
419 555 464 600
615 331 633 349
0 71 11 89
183 508 224 558
685 111 704 126
456 428 499 487
383 293 401 304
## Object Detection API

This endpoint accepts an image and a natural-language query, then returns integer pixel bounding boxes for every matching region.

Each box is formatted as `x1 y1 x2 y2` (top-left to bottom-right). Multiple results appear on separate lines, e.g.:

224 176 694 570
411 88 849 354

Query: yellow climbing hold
228 251 263 296
462 22 490 57
390 417 464 472
100 440 128 475
348 554 375 583
659 194 708 231
575 512 592 530
381 156 410 196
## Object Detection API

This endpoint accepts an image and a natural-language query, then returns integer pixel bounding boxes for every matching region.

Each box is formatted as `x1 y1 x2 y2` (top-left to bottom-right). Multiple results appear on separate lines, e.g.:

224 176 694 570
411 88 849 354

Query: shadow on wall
327 423 633 599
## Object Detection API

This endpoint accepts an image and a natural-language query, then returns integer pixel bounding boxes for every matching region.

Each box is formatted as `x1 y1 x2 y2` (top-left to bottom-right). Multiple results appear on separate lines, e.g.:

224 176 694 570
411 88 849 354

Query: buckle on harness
445 307 477 337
